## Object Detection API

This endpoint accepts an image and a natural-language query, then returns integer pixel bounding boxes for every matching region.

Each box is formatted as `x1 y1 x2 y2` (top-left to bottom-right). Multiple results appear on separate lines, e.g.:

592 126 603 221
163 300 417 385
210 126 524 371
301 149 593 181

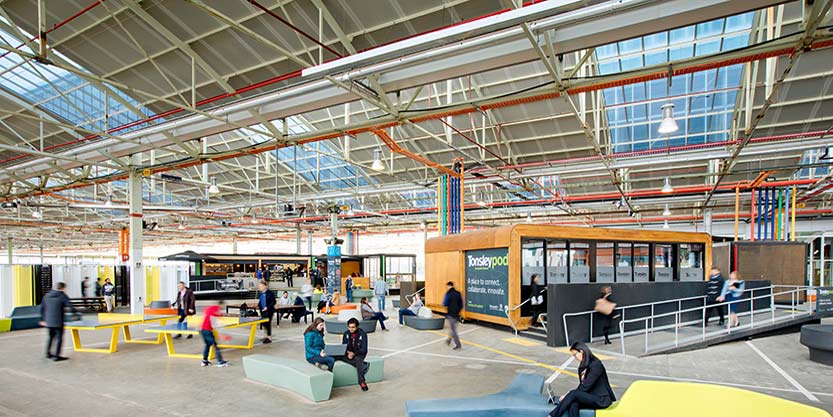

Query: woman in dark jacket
548 342 615 417
529 274 544 327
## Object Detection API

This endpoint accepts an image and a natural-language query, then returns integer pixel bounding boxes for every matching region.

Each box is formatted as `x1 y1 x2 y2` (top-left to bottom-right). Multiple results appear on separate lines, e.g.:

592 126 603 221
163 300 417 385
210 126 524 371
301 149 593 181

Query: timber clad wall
425 224 712 329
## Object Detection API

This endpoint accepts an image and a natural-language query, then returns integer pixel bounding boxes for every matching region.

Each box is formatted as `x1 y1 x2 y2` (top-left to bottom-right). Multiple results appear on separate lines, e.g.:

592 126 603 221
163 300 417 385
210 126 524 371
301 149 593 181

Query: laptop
324 344 347 357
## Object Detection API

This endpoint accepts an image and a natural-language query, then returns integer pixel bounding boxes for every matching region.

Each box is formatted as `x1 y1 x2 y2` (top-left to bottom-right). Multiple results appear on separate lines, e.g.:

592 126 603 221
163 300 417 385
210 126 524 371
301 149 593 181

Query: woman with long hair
548 342 615 417
596 286 619 344
303 317 335 371
717 271 745 328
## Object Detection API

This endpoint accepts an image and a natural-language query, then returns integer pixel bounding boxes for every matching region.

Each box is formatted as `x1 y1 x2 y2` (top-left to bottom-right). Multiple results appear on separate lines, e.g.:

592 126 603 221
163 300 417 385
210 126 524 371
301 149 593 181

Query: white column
128 154 145 314
6 237 11 264
296 226 302 254
307 230 314 255
232 235 238 255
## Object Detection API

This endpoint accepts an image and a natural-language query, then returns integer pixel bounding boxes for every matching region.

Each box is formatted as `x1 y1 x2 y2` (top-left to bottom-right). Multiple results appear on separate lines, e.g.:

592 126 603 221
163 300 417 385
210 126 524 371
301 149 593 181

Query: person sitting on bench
304 317 334 371
548 342 615 417
317 288 334 314
278 291 292 319
398 293 424 326
291 295 309 323
342 318 370 392
360 297 389 331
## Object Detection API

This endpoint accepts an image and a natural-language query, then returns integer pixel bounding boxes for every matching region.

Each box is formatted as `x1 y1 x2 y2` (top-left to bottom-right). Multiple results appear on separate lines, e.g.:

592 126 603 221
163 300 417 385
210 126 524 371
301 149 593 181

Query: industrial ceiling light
371 149 385 172
32 209 42 219
104 195 113 208
662 204 671 216
177 222 185 230
208 177 220 194
661 177 674 193
657 103 679 135
662 219 670 229
251 213 259 224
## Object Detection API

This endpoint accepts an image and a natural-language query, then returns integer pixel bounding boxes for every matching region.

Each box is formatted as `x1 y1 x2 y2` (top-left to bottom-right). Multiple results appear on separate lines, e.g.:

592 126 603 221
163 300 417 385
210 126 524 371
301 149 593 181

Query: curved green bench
404 315 445 330
333 356 384 387
350 289 374 303
324 318 376 334
242 354 333 402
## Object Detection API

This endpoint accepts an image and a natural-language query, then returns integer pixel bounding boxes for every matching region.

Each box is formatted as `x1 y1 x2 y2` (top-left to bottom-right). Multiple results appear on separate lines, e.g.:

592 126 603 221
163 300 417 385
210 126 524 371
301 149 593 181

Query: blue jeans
399 308 417 324
307 355 335 371
346 289 353 303
376 295 386 311
201 330 223 362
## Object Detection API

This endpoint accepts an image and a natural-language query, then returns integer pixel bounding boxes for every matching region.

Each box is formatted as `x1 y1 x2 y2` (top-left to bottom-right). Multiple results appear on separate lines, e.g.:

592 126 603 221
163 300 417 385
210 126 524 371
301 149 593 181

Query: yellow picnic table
144 316 268 359
65 313 177 353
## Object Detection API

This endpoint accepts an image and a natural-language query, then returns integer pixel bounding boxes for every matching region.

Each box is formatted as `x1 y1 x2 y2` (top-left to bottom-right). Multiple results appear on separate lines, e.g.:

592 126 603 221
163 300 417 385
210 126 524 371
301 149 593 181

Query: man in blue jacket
342 318 370 391
39 282 75 361
257 281 276 344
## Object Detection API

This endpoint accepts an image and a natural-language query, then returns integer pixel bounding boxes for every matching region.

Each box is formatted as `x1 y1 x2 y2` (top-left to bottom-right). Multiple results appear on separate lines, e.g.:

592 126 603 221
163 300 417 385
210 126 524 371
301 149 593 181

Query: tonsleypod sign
465 248 509 317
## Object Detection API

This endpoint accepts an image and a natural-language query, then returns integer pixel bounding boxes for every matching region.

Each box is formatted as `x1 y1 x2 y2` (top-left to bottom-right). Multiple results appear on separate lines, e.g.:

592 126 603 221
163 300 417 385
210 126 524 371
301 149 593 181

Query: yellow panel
502 337 541 347
97 266 115 282
98 313 142 322
597 381 830 417
145 266 160 303
13 265 33 307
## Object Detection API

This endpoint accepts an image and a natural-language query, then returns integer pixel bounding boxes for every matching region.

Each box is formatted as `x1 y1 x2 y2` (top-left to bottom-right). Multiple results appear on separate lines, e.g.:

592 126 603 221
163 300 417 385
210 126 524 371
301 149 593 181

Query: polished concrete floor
1 305 831 417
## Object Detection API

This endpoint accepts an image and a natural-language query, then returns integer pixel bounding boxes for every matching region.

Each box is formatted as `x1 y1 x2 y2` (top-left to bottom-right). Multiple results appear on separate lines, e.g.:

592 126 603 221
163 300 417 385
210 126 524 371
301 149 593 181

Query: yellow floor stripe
502 337 541 347
428 330 579 378
554 347 614 361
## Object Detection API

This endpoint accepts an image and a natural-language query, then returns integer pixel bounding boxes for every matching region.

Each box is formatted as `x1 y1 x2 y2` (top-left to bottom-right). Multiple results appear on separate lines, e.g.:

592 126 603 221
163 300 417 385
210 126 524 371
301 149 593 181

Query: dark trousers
368 312 387 330
549 390 609 417
601 314 614 343
531 304 542 327
286 276 293 287
399 308 417 324
706 302 725 324
343 354 367 384
305 296 313 310
260 308 273 336
46 326 64 357
201 330 223 362
177 308 187 323
307 355 335 370
446 316 461 348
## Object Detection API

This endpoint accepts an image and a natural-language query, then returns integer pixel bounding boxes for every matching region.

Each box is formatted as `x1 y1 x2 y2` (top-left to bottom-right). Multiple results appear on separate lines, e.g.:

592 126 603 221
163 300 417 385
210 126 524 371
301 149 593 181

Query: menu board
37 265 52 304
817 287 833 317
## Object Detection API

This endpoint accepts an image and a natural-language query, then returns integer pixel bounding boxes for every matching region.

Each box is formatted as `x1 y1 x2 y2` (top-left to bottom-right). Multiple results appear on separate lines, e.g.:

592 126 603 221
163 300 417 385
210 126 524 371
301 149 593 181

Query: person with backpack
257 281 276 344
342 318 371 391
443 281 463 350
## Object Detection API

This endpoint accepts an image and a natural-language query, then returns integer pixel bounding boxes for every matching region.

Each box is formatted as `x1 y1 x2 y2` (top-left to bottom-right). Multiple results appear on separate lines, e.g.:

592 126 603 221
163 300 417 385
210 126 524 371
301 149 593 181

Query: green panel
242 355 333 402
0 318 10 333
332 356 384 387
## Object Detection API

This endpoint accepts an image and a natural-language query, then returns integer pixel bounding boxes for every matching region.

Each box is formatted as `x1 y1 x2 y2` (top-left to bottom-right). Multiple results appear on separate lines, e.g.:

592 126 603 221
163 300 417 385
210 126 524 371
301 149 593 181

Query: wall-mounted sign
464 248 509 317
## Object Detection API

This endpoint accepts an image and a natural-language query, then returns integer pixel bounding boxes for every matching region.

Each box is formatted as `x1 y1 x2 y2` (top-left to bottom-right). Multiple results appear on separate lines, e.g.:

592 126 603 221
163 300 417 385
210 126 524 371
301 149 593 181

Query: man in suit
174 281 196 339
39 282 76 361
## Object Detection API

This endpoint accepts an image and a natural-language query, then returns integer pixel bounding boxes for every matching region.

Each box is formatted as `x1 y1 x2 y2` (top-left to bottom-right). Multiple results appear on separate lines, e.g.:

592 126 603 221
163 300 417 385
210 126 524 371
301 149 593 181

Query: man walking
258 281 276 344
81 277 89 297
374 277 389 312
443 281 463 350
174 281 196 339
342 318 370 391
39 282 75 361
705 266 725 326
102 278 116 312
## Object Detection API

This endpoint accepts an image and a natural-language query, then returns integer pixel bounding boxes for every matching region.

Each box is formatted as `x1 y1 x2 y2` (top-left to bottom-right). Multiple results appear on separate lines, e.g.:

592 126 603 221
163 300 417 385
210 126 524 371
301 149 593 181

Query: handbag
531 295 543 306
594 297 616 316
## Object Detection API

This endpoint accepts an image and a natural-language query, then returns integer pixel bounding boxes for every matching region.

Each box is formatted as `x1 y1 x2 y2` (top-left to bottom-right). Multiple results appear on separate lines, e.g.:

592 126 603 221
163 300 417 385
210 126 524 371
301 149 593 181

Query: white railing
616 285 818 355
504 288 547 336
562 293 709 347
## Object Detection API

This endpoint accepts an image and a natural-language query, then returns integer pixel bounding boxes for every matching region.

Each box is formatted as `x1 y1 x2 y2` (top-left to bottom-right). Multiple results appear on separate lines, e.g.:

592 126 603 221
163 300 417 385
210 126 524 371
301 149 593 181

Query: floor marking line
427 330 580 378
745 341 820 403
546 356 574 385
381 328 478 359
603 369 833 398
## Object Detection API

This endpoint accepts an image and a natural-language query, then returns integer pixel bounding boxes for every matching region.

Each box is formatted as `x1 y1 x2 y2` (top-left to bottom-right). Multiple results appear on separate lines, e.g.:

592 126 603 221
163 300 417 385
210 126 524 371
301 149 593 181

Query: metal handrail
562 293 709 346
504 288 547 337
616 285 819 355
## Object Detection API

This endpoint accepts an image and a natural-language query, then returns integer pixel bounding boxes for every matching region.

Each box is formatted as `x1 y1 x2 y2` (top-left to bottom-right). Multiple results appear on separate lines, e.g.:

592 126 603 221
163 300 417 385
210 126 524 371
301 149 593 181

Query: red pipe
0 1 105 61
247 0 343 58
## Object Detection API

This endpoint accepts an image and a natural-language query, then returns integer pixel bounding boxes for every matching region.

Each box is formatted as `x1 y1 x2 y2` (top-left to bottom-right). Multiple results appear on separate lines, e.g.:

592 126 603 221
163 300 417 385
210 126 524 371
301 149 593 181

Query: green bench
333 356 384 387
242 355 333 402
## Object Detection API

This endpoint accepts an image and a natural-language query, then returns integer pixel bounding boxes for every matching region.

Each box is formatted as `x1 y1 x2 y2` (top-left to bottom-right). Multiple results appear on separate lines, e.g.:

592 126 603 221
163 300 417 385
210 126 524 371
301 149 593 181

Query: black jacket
258 289 277 310
444 288 463 319
342 329 368 356
40 290 73 327
175 288 197 315
706 273 724 303
576 356 615 405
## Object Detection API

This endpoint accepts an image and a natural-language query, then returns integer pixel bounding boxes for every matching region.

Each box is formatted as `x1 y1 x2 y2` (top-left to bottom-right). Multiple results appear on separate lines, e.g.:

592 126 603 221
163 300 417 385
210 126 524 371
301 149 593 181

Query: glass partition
546 240 569 283
616 243 633 282
654 244 674 282
633 243 650 282
679 243 705 281
596 242 615 283
522 239 545 286
569 242 591 283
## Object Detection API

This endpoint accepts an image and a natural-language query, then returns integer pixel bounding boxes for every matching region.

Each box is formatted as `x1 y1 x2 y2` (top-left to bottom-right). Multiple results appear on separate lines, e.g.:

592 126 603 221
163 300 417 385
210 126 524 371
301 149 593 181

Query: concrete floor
1 305 831 417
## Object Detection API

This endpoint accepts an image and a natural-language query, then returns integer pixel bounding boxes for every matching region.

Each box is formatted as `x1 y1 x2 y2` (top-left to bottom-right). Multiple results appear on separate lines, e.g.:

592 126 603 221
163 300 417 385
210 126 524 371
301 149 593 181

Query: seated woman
398 293 424 326
303 317 335 371
313 284 323 295
548 342 615 417
360 297 389 331
316 288 335 314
